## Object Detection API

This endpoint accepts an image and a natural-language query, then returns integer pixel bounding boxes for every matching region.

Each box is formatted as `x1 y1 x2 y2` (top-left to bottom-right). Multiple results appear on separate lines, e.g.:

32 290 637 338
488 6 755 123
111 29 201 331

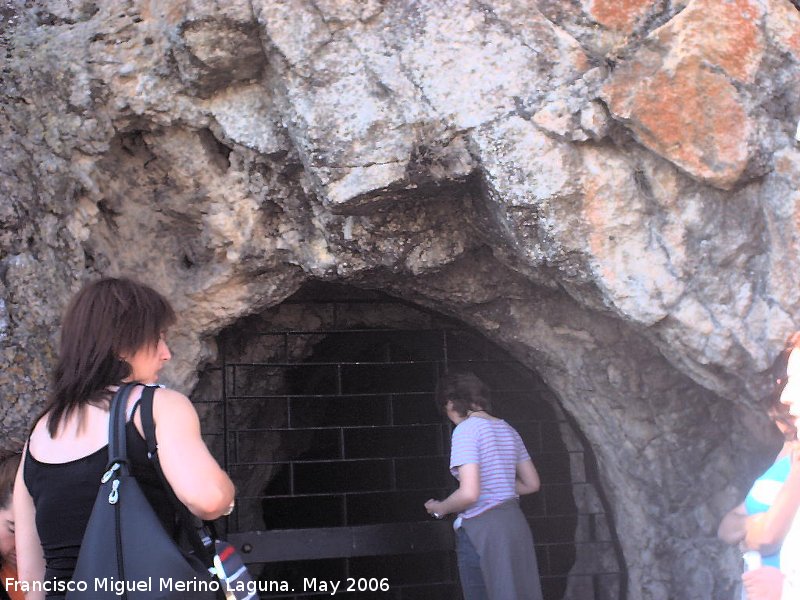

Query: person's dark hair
435 371 493 418
770 332 800 388
43 277 176 437
767 397 797 442
0 446 22 510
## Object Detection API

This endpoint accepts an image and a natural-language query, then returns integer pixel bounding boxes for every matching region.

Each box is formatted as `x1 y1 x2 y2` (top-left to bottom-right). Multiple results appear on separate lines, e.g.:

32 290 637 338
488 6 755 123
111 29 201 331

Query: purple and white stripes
449 417 531 519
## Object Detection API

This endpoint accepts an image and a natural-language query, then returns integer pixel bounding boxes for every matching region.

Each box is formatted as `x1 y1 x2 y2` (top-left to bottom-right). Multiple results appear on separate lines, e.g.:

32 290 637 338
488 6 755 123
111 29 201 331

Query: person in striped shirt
424 371 543 600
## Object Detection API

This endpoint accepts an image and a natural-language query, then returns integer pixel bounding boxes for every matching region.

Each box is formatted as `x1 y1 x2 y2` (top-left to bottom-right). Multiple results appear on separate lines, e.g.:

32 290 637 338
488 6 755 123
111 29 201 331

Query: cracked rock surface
3 1 800 597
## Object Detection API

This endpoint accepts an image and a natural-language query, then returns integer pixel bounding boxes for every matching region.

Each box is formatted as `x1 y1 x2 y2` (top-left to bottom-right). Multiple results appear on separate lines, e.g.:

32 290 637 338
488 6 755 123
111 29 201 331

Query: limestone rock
176 12 265 95
3 1 800 598
471 115 586 279
208 83 288 156
602 0 800 190
581 0 659 34
579 101 610 140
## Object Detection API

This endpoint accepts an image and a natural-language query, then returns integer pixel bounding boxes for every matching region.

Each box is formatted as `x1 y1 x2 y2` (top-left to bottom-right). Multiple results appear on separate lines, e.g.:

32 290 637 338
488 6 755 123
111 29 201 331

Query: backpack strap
139 385 158 459
127 398 143 421
107 382 138 473
139 386 215 568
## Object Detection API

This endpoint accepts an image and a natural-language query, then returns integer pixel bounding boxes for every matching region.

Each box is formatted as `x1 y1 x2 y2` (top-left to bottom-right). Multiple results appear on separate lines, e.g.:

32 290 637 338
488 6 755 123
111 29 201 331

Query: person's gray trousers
459 499 544 600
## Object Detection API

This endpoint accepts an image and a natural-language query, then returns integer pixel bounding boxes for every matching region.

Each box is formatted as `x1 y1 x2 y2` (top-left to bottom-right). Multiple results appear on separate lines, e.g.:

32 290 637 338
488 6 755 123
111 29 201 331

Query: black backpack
66 383 220 599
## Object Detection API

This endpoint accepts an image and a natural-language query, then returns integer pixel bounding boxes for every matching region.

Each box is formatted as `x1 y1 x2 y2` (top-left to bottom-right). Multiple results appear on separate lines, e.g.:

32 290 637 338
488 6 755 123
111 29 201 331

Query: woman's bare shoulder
27 415 50 446
151 387 197 418
152 386 189 402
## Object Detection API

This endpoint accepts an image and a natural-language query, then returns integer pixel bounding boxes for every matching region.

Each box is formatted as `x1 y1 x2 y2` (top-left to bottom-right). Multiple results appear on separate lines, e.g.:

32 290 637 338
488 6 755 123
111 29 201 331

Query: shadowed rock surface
2 0 800 597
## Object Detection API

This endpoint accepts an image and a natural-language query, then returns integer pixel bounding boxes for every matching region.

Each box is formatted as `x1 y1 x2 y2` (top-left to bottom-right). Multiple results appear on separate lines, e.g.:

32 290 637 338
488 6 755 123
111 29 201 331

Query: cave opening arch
193 281 625 599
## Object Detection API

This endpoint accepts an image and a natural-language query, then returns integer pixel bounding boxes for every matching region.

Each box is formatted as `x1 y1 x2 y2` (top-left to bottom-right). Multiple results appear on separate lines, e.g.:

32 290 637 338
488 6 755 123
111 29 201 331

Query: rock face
2 0 800 598
601 0 793 189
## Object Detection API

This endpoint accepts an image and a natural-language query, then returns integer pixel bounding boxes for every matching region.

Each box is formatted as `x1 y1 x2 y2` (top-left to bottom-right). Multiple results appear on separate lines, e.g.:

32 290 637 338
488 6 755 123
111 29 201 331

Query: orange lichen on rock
581 156 614 284
766 0 800 59
635 66 749 186
585 0 657 34
603 54 751 189
701 0 762 83
654 0 764 83
600 0 768 189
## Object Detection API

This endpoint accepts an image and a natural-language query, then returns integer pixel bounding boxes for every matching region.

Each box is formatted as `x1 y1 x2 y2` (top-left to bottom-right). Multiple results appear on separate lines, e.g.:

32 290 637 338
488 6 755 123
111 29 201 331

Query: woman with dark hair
738 334 800 599
718 396 797 580
0 447 23 600
423 371 543 600
13 277 235 600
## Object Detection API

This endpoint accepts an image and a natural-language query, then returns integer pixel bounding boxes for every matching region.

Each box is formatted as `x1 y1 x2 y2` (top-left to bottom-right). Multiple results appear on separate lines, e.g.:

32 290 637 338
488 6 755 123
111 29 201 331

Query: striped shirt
449 416 531 519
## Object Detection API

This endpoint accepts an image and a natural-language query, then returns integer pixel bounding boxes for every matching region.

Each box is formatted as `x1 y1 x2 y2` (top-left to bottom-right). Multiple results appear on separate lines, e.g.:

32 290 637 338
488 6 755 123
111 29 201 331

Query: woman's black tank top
23 411 176 596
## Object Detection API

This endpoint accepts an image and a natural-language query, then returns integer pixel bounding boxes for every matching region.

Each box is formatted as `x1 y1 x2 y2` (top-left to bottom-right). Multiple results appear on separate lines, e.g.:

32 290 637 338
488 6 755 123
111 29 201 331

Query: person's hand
790 440 800 466
787 440 800 487
742 566 783 600
424 499 443 518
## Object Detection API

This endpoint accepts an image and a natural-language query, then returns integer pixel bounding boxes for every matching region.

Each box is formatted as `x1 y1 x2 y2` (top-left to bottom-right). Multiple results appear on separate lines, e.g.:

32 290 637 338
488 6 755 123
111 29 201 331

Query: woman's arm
424 463 480 518
718 502 747 546
13 450 45 600
148 388 235 520
742 566 784 600
515 459 540 496
744 452 800 555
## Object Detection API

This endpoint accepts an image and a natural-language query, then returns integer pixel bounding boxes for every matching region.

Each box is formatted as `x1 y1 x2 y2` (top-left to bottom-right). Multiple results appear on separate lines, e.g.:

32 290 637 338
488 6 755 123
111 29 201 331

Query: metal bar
220 346 232 532
228 522 454 563
222 327 463 336
336 361 347 526
232 363 237 405
222 387 546 399
238 485 591 502
283 298 403 306
230 455 451 467
192 384 554 402
232 423 446 433
221 347 229 472
233 455 448 467
222 358 522 367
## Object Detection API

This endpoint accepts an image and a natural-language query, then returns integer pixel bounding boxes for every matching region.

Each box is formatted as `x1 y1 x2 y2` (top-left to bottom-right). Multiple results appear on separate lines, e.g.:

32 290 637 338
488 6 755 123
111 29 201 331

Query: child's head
0 447 22 568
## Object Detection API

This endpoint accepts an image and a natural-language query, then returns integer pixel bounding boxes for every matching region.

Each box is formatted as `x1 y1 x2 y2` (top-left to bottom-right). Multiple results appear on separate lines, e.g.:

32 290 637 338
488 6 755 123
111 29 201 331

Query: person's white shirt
780 513 800 599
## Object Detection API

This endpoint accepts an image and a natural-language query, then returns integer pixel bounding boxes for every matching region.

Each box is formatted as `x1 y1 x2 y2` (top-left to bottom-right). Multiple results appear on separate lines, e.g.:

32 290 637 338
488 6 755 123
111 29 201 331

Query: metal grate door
196 288 624 599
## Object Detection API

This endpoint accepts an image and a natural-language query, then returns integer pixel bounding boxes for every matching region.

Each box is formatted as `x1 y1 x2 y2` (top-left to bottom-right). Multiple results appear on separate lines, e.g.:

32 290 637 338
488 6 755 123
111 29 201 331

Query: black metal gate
198 285 624 599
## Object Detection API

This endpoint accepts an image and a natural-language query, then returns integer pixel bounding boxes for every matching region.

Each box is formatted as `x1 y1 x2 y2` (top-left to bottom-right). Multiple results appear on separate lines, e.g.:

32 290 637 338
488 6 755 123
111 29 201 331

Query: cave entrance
197 282 623 599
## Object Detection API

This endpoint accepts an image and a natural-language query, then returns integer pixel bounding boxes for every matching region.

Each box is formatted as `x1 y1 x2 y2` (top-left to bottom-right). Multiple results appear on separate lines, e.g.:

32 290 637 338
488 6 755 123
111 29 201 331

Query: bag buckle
101 462 121 484
108 479 120 504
